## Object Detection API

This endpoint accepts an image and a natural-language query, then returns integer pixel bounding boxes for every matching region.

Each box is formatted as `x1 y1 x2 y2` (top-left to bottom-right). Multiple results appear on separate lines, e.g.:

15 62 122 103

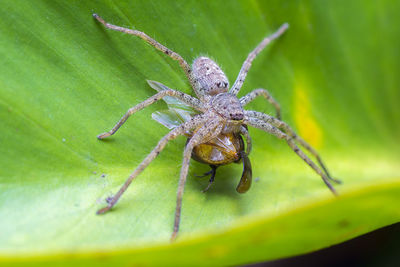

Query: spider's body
93 14 341 241
147 78 252 194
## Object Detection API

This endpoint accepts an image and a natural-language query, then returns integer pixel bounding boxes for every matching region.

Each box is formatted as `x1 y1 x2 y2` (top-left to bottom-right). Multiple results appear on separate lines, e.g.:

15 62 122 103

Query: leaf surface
0 0 399 266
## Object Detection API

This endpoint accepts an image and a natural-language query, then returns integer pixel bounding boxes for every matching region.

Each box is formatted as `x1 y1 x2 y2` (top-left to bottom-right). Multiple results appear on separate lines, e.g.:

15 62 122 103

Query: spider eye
231 113 244 121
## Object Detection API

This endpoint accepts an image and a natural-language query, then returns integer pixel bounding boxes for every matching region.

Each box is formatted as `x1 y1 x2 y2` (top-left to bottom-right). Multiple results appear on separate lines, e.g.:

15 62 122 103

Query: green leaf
1 0 399 266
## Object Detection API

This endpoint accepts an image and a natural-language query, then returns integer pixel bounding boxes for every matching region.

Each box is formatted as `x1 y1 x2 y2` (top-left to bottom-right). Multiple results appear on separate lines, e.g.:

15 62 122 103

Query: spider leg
171 117 224 241
244 116 337 195
240 125 252 155
230 23 289 95
97 115 204 215
283 128 341 184
93 14 195 87
97 89 203 139
245 110 341 184
240 88 281 119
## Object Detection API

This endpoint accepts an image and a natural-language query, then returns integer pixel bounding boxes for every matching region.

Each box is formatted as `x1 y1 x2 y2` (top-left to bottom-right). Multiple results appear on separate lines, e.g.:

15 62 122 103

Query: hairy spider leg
245 110 341 184
97 89 203 139
240 88 281 120
172 117 224 241
244 116 337 195
278 123 341 184
93 14 196 89
240 125 252 155
230 23 289 96
97 115 205 215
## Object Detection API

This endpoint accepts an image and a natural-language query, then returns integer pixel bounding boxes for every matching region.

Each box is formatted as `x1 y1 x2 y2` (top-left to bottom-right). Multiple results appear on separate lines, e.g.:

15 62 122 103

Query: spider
93 14 341 240
148 79 252 194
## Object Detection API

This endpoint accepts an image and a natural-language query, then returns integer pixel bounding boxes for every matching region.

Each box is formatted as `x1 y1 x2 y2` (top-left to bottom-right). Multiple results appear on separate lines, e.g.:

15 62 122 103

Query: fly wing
152 108 190 129
147 80 198 129
147 80 198 113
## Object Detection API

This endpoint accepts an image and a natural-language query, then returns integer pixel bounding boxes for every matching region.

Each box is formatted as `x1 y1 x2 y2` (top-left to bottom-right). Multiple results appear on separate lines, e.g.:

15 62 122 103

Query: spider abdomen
192 57 229 97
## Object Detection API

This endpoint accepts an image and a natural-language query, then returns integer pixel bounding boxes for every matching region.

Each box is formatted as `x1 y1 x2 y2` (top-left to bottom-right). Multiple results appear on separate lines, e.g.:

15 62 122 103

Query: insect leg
97 89 202 139
195 167 215 178
172 118 223 241
239 88 281 119
230 23 289 95
97 115 203 215
244 116 337 195
201 165 217 193
245 110 341 184
93 14 195 87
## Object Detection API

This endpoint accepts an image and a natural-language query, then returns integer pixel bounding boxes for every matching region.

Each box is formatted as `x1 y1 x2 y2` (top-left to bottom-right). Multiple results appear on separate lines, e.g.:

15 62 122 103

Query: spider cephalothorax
93 14 341 241
210 92 245 121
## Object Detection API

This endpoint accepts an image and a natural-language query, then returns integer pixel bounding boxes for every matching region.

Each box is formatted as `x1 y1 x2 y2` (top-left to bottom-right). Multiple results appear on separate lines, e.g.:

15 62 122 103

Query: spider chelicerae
93 14 341 240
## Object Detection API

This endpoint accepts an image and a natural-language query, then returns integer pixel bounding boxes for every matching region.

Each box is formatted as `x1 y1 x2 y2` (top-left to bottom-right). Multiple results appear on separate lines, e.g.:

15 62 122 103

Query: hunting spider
93 14 341 240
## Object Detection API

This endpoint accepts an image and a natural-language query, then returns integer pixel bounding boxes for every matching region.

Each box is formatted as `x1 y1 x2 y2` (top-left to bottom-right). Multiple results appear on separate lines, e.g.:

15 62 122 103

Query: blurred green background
0 0 399 266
